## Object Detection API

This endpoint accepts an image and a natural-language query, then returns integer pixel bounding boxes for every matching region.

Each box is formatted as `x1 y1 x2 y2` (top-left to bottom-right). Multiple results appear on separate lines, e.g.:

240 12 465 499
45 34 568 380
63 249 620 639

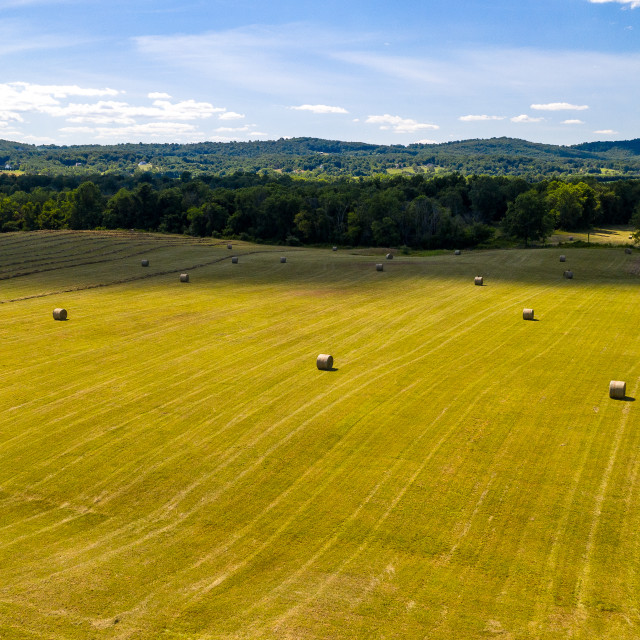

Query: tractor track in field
254 282 608 634
5 276 576 615
575 376 640 608
5 237 639 637
0 248 287 304
0 241 147 274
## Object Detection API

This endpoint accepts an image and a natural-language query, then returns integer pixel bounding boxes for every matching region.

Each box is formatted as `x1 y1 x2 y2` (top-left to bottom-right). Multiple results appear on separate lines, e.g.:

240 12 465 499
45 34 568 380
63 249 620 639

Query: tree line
1 171 639 248
2 136 640 179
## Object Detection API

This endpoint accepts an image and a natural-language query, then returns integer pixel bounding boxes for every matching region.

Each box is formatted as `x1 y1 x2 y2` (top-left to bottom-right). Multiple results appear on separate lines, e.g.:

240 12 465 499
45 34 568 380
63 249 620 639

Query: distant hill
1 136 640 178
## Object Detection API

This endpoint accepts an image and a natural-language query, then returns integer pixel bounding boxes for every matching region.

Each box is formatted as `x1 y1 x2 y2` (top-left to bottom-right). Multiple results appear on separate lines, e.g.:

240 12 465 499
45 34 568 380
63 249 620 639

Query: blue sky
1 0 638 146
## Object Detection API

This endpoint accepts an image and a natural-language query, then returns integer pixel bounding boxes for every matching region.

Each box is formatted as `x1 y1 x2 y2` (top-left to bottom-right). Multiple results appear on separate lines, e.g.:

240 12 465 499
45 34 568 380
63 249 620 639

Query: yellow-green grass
551 226 635 246
1 231 640 639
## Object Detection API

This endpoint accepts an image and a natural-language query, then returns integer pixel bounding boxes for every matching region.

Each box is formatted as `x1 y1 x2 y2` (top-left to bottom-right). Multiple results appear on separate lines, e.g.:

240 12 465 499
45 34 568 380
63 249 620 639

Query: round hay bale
386 253 393 260
569 236 574 241
523 308 534 321
141 259 149 267
227 243 232 250
280 256 287 263
231 256 239 264
332 246 338 251
625 247 632 254
474 276 483 286
180 273 189 283
610 380 626 399
376 263 384 271
629 235 633 240
316 354 334 370
563 270 573 279
559 255 566 262
454 249 461 255
53 308 67 321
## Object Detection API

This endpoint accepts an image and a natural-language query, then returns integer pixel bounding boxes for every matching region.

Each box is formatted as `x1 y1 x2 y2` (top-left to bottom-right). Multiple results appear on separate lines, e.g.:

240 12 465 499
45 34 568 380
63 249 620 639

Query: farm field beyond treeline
1 230 640 639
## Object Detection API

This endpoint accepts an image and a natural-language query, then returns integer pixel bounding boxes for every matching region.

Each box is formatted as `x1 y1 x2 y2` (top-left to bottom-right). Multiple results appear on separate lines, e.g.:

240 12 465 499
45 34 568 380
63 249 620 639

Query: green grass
1 231 640 639
551 226 635 246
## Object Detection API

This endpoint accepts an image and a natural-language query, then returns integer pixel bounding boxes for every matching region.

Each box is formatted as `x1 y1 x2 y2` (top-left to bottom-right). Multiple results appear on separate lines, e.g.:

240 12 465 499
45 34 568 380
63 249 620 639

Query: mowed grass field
1 231 640 639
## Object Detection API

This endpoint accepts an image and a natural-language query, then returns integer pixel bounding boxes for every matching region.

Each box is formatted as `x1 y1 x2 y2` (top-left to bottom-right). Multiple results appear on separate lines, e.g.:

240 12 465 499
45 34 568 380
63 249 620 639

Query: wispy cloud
290 104 349 114
148 92 172 100
588 0 640 8
459 115 505 121
594 128 619 134
366 114 439 133
511 114 544 123
0 18 88 54
562 119 585 124
60 122 203 141
531 102 589 111
135 24 364 98
0 0 88 6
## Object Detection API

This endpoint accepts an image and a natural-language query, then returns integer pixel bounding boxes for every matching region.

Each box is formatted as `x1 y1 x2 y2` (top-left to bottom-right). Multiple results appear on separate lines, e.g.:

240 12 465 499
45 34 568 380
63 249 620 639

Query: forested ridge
2 170 639 249
2 136 640 178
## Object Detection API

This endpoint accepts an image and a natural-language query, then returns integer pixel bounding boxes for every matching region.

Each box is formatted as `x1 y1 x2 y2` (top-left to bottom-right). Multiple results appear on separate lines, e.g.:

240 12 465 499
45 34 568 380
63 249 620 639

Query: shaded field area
1 231 640 639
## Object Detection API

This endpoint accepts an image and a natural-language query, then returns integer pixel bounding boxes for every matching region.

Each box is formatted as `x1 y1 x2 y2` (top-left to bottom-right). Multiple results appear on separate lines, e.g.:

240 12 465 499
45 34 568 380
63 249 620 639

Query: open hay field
1 231 640 639
551 226 635 246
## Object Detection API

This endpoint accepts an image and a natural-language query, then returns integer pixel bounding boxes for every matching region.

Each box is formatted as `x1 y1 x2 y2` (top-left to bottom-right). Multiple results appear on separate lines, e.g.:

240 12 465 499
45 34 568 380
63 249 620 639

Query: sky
0 0 638 147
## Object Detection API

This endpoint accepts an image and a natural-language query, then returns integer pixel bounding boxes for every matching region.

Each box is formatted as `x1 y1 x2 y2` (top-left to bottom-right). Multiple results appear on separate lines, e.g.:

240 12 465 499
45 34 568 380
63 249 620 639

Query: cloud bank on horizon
0 0 638 146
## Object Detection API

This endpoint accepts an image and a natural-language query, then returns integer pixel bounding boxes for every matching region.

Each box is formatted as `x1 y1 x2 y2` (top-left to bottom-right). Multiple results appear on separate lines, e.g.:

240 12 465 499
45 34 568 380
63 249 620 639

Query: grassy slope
1 232 640 639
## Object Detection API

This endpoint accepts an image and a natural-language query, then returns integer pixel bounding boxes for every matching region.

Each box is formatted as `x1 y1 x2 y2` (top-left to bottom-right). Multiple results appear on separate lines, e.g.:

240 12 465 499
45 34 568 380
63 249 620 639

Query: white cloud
416 139 438 144
511 114 544 123
148 92 172 99
0 82 119 116
41 98 224 123
219 111 245 120
562 119 585 124
531 102 589 111
366 114 439 134
19 134 57 144
60 122 202 141
214 125 253 133
459 114 505 121
290 104 349 114
594 129 619 134
588 0 640 8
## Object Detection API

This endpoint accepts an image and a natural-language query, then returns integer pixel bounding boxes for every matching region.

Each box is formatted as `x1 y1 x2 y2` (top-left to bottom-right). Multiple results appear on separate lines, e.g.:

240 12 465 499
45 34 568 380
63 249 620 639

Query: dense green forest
1 170 639 249
2 136 640 179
